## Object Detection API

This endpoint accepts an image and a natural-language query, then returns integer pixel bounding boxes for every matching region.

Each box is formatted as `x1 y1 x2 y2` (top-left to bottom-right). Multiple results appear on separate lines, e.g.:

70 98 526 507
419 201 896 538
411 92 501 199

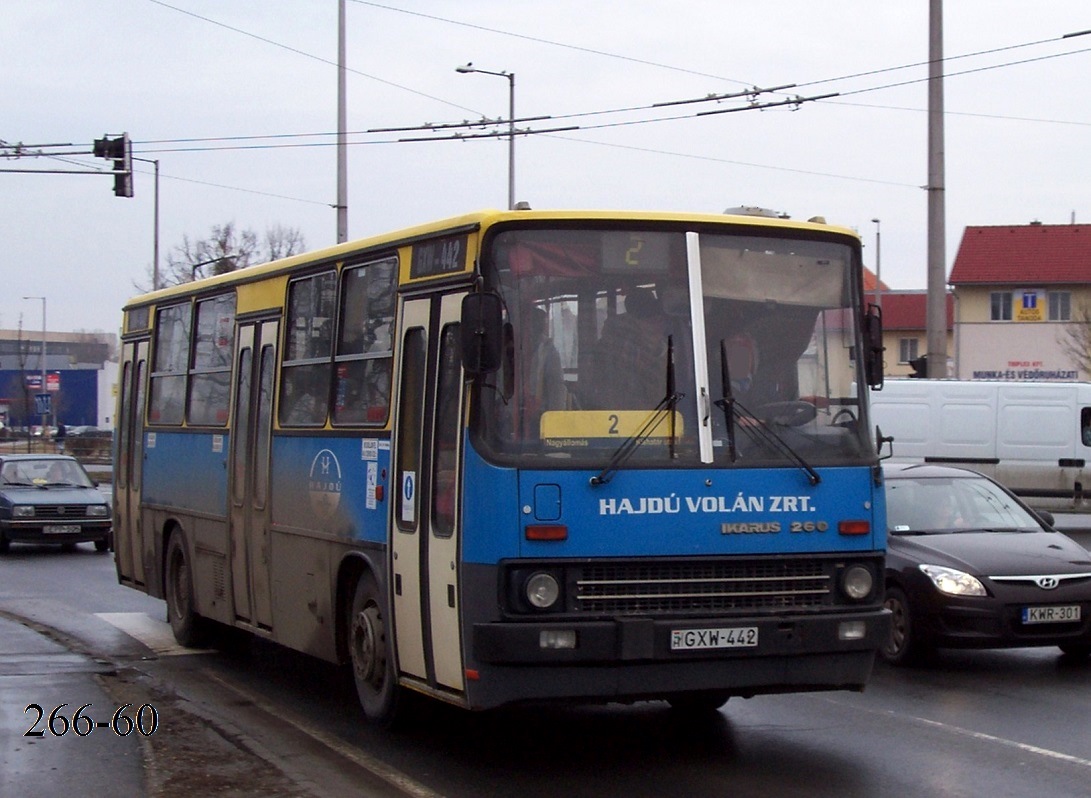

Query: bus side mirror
875 425 894 459
460 292 504 375
864 303 884 390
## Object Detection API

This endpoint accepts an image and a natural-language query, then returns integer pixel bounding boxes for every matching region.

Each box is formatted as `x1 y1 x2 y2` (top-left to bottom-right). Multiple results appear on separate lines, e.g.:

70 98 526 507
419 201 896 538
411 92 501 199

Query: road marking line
94 612 214 657
204 670 444 798
904 712 1091 769
818 694 1091 769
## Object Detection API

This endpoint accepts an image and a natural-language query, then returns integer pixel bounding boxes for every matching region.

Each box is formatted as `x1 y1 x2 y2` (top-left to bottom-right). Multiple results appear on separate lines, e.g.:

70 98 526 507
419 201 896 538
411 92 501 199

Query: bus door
228 320 278 630
115 339 148 586
391 292 467 693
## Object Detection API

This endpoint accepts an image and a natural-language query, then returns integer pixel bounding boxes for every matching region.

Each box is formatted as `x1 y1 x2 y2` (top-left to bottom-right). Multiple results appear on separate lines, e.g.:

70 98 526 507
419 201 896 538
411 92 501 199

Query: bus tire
667 691 729 714
165 528 208 647
348 572 400 726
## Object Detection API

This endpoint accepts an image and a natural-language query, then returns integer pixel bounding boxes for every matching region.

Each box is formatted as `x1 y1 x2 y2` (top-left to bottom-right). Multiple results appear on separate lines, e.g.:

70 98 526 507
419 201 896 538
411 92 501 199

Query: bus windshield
474 225 871 468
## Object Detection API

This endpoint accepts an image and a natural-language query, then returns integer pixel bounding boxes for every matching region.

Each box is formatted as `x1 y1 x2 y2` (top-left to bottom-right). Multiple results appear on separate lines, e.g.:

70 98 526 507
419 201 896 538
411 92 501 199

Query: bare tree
1057 302 1091 377
264 223 308 261
136 222 308 291
9 321 34 441
164 222 258 285
72 329 119 361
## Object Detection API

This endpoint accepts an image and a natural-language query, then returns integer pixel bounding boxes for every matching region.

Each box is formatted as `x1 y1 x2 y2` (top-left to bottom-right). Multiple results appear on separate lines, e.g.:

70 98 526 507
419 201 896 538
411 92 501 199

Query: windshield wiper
591 335 684 486
713 338 820 486
713 339 738 462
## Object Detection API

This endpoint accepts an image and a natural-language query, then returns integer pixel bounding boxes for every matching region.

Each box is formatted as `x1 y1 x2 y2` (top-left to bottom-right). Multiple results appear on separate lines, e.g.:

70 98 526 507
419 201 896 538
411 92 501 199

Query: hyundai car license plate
1022 605 1081 624
671 627 758 650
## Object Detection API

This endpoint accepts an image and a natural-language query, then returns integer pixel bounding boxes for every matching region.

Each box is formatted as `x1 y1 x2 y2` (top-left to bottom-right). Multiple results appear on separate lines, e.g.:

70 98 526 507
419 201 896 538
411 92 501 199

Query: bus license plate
671 627 758 650
1022 605 1081 624
44 524 80 535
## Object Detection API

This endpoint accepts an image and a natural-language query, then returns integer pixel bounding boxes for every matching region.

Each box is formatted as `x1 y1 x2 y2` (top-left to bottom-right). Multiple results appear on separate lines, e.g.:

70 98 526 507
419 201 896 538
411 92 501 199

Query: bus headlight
841 564 874 601
525 572 561 610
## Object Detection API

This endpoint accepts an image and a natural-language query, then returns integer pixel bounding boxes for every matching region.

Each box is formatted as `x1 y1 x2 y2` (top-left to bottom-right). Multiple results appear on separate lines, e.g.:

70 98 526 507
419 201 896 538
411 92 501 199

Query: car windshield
886 474 1042 534
1 458 94 488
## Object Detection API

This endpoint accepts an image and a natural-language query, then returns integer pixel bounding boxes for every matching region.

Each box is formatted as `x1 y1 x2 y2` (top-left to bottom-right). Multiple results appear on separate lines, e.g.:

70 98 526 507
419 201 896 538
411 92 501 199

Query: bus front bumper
473 609 890 665
465 610 890 709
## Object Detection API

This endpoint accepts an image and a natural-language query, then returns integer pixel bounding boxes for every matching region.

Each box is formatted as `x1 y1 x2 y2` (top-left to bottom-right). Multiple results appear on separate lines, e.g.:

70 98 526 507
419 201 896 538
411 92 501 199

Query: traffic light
93 133 133 197
908 354 928 378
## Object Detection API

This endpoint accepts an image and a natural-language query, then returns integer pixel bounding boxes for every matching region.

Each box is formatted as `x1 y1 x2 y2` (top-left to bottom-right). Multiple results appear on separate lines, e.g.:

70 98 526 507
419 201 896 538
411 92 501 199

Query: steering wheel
831 408 857 426
757 401 817 427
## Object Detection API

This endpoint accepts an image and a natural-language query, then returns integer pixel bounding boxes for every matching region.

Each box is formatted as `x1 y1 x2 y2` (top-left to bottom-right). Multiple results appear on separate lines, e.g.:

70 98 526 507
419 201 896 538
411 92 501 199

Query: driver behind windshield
592 287 673 410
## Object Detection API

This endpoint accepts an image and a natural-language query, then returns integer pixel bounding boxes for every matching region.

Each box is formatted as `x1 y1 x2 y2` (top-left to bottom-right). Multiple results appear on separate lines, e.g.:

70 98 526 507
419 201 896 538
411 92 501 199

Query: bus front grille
573 559 833 614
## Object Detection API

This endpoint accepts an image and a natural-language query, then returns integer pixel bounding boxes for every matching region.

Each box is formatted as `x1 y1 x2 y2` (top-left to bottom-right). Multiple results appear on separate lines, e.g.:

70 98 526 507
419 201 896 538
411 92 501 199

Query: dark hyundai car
0 454 112 553
882 463 1091 664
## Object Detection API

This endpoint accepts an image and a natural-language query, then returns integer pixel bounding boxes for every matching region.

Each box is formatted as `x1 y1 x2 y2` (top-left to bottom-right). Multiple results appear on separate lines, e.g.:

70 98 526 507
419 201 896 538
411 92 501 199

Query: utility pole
871 218 882 310
456 63 516 210
926 0 947 378
336 0 348 243
134 156 160 289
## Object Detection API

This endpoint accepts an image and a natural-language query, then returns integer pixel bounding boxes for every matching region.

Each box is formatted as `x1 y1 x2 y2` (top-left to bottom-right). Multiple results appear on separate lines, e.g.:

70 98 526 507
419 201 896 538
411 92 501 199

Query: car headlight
13 506 35 518
87 505 109 517
919 564 987 596
525 572 561 610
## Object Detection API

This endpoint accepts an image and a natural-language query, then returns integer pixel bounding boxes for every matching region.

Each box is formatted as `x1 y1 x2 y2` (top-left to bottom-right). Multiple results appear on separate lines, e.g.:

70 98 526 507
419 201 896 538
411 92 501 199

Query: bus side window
149 302 191 426
333 258 396 426
432 324 461 537
396 328 427 530
280 271 336 427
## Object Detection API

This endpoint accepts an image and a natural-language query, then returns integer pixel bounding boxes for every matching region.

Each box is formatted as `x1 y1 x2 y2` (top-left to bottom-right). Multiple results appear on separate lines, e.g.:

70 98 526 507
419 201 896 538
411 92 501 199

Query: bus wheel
667 691 729 714
165 529 208 647
348 573 400 726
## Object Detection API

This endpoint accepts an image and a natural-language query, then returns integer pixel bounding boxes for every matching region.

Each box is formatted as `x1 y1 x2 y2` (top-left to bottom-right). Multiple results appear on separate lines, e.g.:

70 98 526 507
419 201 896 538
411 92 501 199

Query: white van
870 379 1091 513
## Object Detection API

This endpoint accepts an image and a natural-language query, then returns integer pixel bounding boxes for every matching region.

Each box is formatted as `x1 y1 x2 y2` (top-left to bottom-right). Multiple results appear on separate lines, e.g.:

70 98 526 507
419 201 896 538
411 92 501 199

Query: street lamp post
871 218 882 309
134 156 160 290
22 295 47 435
456 63 516 210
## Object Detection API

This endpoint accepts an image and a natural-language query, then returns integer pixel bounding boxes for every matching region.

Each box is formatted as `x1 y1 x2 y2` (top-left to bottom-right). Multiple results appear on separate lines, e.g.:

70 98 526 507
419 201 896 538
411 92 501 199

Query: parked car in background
882 463 1091 664
0 454 112 553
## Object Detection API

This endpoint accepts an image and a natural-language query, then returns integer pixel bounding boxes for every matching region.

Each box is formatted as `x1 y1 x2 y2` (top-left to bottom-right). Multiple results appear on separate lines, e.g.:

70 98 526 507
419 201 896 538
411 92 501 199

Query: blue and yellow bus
114 208 889 723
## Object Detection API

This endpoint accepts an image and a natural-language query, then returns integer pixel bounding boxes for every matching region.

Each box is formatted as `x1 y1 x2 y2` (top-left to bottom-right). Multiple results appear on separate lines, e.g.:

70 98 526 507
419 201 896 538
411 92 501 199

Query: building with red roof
948 223 1091 381
863 288 954 378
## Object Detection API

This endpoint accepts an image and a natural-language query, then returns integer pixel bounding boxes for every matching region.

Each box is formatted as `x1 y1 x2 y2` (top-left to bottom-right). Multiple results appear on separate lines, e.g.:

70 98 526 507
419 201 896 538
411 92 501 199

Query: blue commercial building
0 330 118 430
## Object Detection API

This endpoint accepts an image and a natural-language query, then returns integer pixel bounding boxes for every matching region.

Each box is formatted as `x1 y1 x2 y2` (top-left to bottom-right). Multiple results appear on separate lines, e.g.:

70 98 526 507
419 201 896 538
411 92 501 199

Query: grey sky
2 1 1088 334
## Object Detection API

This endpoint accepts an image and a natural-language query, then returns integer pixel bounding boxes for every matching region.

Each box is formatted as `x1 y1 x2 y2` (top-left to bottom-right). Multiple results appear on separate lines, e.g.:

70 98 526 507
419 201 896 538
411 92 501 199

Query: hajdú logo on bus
308 449 343 520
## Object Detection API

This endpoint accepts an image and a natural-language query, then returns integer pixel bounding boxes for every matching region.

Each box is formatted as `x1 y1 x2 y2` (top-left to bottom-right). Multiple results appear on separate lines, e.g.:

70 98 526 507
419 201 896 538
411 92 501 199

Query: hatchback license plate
1022 605 1081 624
671 627 758 650
43 524 80 535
